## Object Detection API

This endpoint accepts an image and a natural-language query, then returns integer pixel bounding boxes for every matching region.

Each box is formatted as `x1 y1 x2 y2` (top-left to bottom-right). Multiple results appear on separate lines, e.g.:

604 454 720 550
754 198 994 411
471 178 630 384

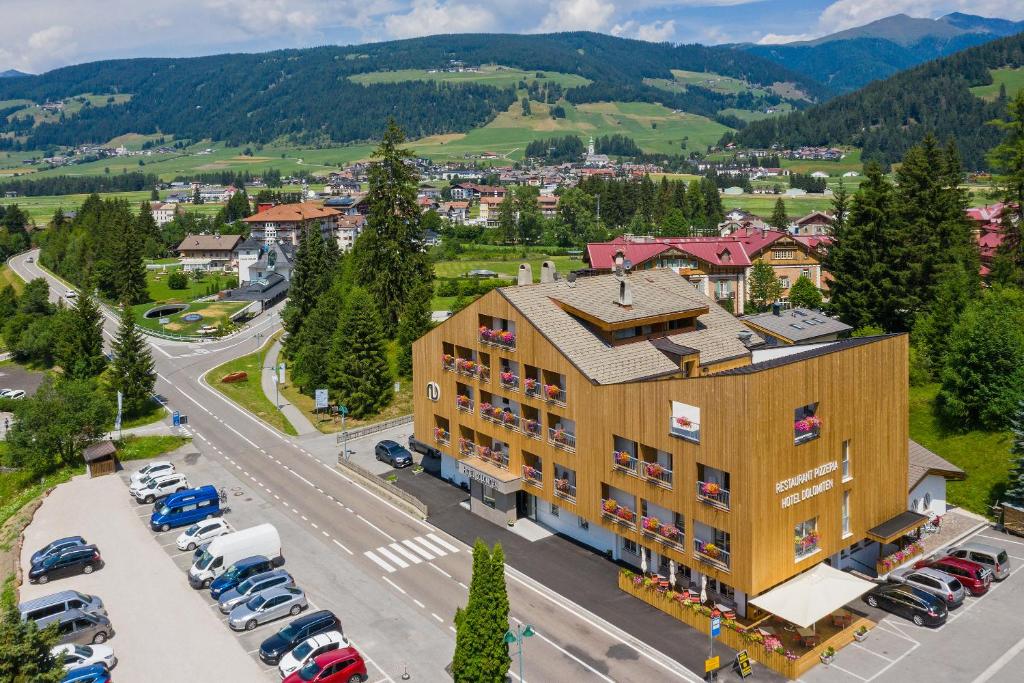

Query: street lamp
504 623 534 682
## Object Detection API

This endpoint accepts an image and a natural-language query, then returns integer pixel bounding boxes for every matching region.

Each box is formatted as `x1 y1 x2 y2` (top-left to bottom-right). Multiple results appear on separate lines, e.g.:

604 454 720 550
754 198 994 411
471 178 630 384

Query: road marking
430 564 452 579
427 533 460 553
364 551 395 573
973 630 1024 682
978 533 1024 546
301 515 308 521
402 538 436 560
388 543 422 564
431 613 444 623
331 539 354 556
321 530 329 537
273 494 280 500
382 576 406 594
850 642 893 661
457 582 468 590
376 547 410 569
829 662 869 681
357 514 397 542
414 536 447 556
412 599 425 609
310 522 318 529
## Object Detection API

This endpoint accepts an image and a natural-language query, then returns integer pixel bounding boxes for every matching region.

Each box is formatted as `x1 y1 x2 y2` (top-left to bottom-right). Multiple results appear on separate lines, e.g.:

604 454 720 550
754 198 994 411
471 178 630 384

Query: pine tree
326 288 392 418
1005 403 1024 508
115 213 149 304
283 225 334 355
988 91 1024 277
683 178 704 227
0 601 64 683
912 264 978 374
56 290 107 380
110 304 156 417
700 177 724 229
481 543 512 680
788 275 822 309
136 201 163 258
452 540 490 679
498 194 517 244
769 198 789 230
830 181 849 236
150 187 159 201
748 261 782 311
396 279 433 378
514 185 542 245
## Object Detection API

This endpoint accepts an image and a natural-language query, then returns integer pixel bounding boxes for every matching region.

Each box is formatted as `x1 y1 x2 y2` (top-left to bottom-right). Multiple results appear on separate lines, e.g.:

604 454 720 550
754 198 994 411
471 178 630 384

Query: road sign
735 650 752 678
339 405 348 416
704 656 719 673
710 616 721 637
314 389 329 409
172 411 180 427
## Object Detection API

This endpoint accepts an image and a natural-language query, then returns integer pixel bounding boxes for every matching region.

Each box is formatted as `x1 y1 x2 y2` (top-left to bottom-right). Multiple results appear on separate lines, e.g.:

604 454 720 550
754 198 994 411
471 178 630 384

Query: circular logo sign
426 381 440 402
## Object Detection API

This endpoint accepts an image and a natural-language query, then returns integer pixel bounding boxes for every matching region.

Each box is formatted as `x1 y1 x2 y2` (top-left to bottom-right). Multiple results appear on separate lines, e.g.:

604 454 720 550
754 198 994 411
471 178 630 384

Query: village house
792 211 834 236
242 202 341 246
537 194 559 218
336 214 367 252
440 201 470 224
176 233 243 272
196 184 239 203
149 201 180 227
478 196 505 226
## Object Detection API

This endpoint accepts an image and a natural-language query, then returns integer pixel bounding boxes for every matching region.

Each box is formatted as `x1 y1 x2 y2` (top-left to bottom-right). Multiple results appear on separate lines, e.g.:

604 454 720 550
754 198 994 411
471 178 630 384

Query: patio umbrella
669 560 677 589
700 575 708 604
640 547 648 575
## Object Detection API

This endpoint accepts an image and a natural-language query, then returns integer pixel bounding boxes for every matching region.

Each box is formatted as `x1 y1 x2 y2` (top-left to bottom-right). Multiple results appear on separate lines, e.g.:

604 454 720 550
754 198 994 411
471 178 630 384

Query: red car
914 556 992 596
283 647 367 683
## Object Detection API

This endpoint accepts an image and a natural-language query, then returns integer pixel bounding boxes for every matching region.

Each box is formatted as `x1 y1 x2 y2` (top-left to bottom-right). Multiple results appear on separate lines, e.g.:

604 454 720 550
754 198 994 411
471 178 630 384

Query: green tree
514 185 542 246
109 303 156 417
483 543 512 680
115 215 149 304
56 290 107 379
326 288 392 418
1005 404 1024 508
683 178 704 228
769 198 789 230
396 278 433 378
787 275 822 309
988 91 1024 279
748 261 782 311
136 201 163 258
284 225 335 355
520 97 531 116
0 601 63 683
150 187 159 201
497 194 517 244
452 540 488 679
554 187 597 246
912 264 978 375
452 540 510 681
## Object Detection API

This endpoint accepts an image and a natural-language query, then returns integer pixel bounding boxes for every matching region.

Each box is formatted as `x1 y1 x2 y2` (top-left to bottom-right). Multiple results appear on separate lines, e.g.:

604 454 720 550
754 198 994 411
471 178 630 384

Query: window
773 249 796 260
795 517 819 559
482 486 496 509
623 539 639 556
842 491 851 537
550 503 559 517
794 403 821 445
841 440 851 480
669 400 701 443
779 276 791 289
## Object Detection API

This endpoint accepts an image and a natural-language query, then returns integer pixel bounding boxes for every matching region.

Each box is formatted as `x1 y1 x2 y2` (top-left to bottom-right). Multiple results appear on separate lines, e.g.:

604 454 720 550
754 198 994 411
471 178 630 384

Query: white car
176 518 232 551
130 461 175 487
3 390 26 400
64 290 77 299
278 630 349 678
130 472 189 504
0 389 14 398
52 643 116 671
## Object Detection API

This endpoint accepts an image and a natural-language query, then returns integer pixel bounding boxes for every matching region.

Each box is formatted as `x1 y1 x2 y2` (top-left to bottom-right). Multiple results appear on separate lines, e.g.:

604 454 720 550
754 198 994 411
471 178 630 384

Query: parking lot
801 527 1024 683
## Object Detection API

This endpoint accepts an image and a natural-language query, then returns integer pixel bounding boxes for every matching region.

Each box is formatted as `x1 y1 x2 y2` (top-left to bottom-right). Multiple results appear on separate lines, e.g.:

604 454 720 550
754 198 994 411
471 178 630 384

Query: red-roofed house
242 202 341 246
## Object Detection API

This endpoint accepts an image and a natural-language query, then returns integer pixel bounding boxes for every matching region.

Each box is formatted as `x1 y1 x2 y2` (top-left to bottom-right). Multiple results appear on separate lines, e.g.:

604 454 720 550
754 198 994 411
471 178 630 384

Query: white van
187 524 281 589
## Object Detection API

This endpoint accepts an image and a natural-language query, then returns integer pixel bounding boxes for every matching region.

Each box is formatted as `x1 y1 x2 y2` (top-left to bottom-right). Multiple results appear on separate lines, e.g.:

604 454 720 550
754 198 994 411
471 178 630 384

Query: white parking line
829 662 869 681
850 642 893 662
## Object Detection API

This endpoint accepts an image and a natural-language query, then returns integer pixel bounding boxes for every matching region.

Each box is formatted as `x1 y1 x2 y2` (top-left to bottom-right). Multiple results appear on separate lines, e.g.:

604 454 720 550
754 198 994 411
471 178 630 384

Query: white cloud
819 0 1024 34
536 0 616 33
383 0 495 39
757 32 816 45
611 19 677 42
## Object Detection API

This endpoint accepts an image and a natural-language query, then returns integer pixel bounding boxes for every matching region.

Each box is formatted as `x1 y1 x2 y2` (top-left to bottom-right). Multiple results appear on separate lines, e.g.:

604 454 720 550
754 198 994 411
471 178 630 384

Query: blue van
150 485 220 532
209 555 274 599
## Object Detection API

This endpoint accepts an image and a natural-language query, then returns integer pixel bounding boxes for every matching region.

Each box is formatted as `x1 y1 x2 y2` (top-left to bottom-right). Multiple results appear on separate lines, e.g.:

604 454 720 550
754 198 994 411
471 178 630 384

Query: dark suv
29 546 102 584
259 609 342 665
209 555 274 599
864 584 948 627
375 440 413 468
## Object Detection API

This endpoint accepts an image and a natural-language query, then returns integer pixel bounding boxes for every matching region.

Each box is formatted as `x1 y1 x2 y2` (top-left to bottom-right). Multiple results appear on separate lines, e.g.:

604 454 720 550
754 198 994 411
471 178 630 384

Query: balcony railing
553 479 576 503
455 358 479 378
669 418 700 443
611 451 638 476
477 445 509 470
478 366 491 383
479 327 516 351
433 428 450 445
520 417 542 439
641 462 673 488
544 384 567 405
523 379 542 399
696 481 731 511
548 428 576 452
522 465 543 488
480 404 518 429
458 439 476 457
498 373 520 392
641 515 685 549
795 533 820 560
693 538 731 571
794 420 821 445
455 397 474 413
441 355 456 372
601 499 636 529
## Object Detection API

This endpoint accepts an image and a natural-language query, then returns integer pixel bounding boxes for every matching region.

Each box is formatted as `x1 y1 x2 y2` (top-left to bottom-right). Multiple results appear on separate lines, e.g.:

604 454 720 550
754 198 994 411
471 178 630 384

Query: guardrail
334 414 414 445
335 455 428 519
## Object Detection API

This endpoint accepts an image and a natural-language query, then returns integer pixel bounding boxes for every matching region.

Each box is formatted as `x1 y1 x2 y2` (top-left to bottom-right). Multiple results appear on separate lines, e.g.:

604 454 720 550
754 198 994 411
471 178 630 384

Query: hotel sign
776 461 838 508
458 460 522 495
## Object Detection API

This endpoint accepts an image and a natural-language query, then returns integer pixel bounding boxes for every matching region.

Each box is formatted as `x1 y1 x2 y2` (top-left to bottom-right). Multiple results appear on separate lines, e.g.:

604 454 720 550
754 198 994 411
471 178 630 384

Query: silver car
890 567 965 607
228 586 307 631
945 542 1011 581
218 569 294 614
46 609 114 645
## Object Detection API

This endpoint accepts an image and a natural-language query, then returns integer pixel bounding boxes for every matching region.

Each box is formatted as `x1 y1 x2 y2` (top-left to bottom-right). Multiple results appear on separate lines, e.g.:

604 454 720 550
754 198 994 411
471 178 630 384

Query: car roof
245 568 288 584
63 663 109 679
314 646 360 665
46 536 85 547
259 585 300 600
379 440 399 448
291 609 336 627
233 555 271 568
907 567 958 583
954 541 1002 554
933 555 983 570
886 584 941 604
303 630 345 648
19 590 93 611
143 461 173 469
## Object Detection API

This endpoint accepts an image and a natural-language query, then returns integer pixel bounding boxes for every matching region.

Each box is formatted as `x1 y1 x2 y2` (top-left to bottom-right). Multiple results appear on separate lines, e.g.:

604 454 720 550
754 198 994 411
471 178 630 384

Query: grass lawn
115 435 191 462
133 300 248 337
434 254 585 280
908 383 1013 517
971 67 1024 101
0 263 25 294
145 266 231 304
209 344 297 436
719 194 836 216
118 400 168 430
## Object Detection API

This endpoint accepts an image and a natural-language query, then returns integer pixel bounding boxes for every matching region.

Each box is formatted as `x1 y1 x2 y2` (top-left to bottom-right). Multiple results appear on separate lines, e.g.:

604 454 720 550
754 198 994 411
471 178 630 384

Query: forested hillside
0 32 818 150
728 32 1024 168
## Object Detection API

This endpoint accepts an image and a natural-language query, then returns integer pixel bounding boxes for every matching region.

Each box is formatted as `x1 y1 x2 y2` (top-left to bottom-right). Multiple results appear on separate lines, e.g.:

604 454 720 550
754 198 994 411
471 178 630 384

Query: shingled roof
908 440 965 490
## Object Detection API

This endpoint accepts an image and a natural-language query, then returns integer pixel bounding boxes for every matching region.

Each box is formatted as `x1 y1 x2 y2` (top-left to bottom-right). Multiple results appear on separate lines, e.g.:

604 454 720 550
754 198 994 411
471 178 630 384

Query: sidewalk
261 340 318 435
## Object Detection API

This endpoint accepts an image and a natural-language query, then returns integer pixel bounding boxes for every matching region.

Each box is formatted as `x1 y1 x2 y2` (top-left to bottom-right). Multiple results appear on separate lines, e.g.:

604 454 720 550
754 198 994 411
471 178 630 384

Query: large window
794 402 821 445
842 491 851 537
795 517 819 560
670 401 701 443
841 440 851 480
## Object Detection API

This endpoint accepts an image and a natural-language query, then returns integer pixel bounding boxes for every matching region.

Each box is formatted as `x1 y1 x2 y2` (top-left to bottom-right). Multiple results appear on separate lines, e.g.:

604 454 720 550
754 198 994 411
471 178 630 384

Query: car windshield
159 504 174 515
949 578 963 591
237 577 257 594
74 645 92 657
278 623 300 640
246 594 267 610
223 565 243 581
185 524 200 535
42 554 61 567
292 640 314 659
298 660 321 681
998 550 1009 564
195 551 214 569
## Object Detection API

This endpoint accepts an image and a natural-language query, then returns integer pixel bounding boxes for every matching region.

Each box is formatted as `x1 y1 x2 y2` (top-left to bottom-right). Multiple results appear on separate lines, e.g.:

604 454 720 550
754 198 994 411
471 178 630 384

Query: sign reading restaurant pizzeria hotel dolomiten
775 461 839 508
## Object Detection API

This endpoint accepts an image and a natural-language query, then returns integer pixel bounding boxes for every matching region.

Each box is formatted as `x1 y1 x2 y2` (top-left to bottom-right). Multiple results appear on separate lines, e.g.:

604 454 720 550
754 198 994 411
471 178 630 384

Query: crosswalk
364 534 460 573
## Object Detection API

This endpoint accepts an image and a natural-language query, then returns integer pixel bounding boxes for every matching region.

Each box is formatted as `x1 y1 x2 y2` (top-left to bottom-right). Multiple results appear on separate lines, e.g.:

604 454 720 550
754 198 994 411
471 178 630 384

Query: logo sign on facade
735 651 752 678
775 460 839 508
710 616 721 637
458 460 521 495
314 389 329 409
426 381 440 402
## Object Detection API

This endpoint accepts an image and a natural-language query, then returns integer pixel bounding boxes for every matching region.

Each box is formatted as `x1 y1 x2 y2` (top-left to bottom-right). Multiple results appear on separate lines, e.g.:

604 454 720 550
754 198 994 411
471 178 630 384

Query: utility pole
504 623 534 682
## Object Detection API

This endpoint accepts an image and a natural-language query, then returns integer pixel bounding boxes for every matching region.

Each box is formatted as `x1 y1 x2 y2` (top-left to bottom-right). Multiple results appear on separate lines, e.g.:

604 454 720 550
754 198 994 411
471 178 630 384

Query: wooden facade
413 286 908 601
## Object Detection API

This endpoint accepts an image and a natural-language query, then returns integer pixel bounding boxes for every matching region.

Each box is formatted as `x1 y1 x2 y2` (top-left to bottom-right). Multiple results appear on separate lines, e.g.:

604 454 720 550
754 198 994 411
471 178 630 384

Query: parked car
29 546 103 584
374 440 413 468
193 542 211 563
283 647 367 683
130 461 174 486
3 389 26 400
944 541 1011 581
189 523 281 589
863 584 948 627
150 485 220 531
209 555 275 599
52 643 117 671
61 664 111 683
48 609 114 645
31 537 88 566
278 630 349 678
228 586 307 631
259 610 342 665
218 569 293 613
889 567 965 607
64 290 77 299
0 388 13 397
130 472 189 504
914 556 992 596
176 518 232 551
20 591 105 624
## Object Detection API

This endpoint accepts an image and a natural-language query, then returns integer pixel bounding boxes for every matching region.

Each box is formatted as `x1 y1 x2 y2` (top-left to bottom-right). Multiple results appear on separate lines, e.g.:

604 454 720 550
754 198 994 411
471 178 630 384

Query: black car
29 545 103 585
375 440 413 468
30 536 87 566
258 609 341 665
864 583 948 627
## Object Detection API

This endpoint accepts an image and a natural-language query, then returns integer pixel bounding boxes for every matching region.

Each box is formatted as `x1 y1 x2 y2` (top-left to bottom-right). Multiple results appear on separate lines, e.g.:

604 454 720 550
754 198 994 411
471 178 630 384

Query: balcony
433 428 450 445
498 372 520 392
523 378 542 399
544 384 567 405
455 396 474 413
479 404 518 430
693 538 731 571
641 515 685 550
696 481 730 511
520 417 542 439
612 450 638 476
455 357 479 378
669 417 700 443
441 354 456 372
601 498 636 529
479 326 516 351
553 479 576 503
458 438 476 457
794 418 822 445
548 428 576 452
641 462 673 489
476 445 509 470
522 465 543 488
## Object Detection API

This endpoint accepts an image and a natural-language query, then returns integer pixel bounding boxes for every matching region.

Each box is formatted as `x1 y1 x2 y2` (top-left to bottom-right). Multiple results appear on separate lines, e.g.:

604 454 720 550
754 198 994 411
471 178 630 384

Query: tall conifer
110 303 156 416
326 288 392 418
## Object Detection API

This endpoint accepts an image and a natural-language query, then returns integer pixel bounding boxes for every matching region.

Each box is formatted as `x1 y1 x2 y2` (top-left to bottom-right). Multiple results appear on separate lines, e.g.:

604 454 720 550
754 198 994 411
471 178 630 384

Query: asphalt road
10 250 701 683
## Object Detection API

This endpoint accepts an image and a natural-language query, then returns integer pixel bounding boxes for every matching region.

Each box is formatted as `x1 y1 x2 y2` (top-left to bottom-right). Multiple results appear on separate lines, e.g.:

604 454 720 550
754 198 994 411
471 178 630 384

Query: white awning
749 564 875 628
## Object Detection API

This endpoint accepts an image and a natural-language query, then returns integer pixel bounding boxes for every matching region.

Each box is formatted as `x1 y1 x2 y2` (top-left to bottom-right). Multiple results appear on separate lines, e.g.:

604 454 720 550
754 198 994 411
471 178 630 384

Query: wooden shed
83 440 119 478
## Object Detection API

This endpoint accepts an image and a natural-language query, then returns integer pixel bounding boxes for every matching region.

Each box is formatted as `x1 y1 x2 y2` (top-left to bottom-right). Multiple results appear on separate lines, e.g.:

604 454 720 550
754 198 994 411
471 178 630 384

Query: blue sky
1 0 1021 73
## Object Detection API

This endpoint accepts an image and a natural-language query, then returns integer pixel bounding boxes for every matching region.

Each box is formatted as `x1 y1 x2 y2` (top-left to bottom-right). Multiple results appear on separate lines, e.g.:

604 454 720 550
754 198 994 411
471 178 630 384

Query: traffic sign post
710 616 721 637
172 411 180 427
339 405 349 461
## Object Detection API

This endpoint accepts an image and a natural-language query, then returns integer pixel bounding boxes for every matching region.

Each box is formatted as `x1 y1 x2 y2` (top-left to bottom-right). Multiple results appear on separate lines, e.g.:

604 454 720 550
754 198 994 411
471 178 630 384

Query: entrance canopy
458 459 521 495
866 510 929 544
749 564 875 628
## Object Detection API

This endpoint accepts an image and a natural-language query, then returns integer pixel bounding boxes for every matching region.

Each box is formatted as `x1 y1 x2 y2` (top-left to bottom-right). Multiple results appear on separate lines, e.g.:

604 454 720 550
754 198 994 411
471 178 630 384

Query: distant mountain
0 69 30 78
729 32 1024 170
744 12 1024 93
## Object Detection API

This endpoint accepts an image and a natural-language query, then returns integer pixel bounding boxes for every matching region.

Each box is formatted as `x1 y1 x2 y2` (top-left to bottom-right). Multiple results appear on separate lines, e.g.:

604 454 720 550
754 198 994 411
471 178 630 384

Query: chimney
517 263 533 286
617 278 633 307
540 261 556 284
772 302 782 316
738 330 754 346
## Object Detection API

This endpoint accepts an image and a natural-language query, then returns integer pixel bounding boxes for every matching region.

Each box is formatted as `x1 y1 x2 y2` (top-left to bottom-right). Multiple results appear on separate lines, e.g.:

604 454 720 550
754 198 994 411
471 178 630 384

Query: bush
167 271 188 290
436 279 459 297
